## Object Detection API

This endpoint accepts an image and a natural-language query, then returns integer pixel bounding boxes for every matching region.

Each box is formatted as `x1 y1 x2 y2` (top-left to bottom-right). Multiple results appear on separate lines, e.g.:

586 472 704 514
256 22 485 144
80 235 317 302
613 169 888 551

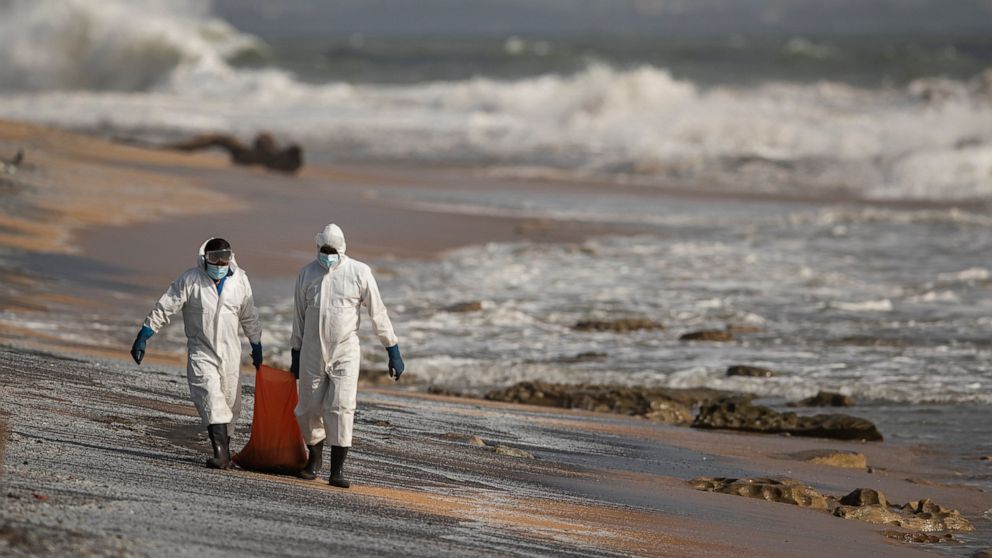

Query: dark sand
4 348 983 557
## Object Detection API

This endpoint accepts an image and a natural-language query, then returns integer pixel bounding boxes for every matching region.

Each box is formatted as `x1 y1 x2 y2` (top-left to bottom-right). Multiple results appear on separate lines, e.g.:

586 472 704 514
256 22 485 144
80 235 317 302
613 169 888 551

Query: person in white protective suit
290 224 405 487
130 238 263 469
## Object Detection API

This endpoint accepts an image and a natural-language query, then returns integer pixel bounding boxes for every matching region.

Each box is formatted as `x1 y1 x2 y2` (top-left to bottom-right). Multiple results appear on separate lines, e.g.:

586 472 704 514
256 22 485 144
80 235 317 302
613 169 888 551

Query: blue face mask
318 253 339 269
206 263 229 280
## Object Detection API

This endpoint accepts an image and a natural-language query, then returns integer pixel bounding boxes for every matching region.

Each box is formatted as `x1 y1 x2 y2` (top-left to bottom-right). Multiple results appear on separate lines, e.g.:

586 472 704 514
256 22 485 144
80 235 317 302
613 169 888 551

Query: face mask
318 253 339 269
206 263 229 280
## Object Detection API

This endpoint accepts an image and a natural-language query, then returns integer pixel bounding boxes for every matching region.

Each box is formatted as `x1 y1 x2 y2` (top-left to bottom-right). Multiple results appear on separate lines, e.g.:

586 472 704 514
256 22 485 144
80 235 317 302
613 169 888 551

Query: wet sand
0 119 632 353
1 120 990 556
78 161 626 281
0 119 628 360
3 348 986 557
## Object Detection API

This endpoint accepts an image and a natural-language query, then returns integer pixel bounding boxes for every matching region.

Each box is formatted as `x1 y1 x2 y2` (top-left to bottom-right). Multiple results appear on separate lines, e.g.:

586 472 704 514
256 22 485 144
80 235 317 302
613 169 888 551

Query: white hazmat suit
143 239 262 436
292 224 398 447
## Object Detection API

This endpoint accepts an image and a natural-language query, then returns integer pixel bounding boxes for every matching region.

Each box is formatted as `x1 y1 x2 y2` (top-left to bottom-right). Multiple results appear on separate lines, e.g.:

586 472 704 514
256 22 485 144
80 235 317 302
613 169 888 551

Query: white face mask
318 253 339 269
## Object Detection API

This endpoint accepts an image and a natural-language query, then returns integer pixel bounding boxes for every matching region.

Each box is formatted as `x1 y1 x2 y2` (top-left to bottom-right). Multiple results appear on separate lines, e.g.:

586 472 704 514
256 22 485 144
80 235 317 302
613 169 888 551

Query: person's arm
238 277 262 345
144 275 189 333
363 268 404 380
290 271 307 351
289 270 306 378
239 276 263 369
132 275 188 364
362 269 398 348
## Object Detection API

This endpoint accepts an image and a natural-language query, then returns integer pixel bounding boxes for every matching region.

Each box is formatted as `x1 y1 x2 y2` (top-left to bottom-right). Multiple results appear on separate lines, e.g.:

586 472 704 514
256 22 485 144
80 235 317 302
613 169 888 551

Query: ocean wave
4 63 991 201
937 267 991 282
0 0 265 92
1 3 991 201
823 299 894 312
787 207 992 228
906 290 961 303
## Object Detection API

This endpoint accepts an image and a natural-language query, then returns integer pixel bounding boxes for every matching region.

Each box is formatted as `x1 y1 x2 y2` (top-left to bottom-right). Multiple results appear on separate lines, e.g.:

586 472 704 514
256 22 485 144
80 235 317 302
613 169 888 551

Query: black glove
250 342 263 370
290 348 300 379
131 326 154 365
386 344 405 381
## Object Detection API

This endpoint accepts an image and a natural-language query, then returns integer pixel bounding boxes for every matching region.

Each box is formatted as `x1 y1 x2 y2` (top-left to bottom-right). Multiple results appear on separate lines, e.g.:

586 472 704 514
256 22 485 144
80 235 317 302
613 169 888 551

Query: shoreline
0 119 631 358
3 117 984 359
312 160 992 213
0 119 989 555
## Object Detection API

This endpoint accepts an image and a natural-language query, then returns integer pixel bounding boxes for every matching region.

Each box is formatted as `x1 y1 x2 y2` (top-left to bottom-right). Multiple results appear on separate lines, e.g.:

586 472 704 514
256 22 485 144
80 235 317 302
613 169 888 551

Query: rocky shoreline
434 380 990 550
691 478 974 541
483 380 739 426
439 379 989 551
473 380 883 442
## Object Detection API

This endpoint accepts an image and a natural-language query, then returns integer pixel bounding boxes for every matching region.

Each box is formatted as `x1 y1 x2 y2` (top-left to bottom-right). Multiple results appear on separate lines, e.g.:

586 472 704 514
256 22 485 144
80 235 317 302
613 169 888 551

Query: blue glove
290 348 301 379
386 344 405 381
131 326 154 365
250 342 263 370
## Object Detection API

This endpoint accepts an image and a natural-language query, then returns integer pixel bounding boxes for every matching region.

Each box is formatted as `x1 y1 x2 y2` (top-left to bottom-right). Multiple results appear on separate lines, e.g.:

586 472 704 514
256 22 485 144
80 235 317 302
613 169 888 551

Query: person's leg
324 356 359 488
224 371 242 439
295 366 330 444
187 353 234 469
295 365 330 479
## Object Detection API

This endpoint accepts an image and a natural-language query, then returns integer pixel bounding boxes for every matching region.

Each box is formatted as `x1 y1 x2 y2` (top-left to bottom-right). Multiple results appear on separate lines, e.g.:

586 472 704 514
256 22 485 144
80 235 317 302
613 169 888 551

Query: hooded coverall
143 240 262 437
292 225 398 447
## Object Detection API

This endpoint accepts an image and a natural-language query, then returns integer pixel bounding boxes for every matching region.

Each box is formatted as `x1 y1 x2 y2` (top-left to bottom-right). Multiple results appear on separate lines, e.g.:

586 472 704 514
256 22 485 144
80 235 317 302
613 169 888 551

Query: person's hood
315 224 346 254
197 238 239 271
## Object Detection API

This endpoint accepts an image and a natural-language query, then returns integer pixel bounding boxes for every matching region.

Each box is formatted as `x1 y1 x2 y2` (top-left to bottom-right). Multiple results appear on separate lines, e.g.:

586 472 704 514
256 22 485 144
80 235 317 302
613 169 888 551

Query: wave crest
0 4 991 202
0 0 264 92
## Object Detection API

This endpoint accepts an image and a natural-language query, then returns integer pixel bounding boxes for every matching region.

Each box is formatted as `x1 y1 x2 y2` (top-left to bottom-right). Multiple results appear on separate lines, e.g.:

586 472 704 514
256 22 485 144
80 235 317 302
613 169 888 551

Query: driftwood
166 133 303 174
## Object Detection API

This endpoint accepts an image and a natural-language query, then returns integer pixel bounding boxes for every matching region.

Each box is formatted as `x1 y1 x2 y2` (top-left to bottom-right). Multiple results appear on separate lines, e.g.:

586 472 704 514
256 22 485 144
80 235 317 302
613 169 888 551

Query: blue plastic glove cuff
386 344 405 379
386 344 401 360
131 326 154 365
137 325 155 343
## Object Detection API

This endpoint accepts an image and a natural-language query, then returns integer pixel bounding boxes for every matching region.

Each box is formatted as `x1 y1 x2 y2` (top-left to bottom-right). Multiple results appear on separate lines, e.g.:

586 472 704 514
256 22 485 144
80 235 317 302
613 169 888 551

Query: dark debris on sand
165 132 303 174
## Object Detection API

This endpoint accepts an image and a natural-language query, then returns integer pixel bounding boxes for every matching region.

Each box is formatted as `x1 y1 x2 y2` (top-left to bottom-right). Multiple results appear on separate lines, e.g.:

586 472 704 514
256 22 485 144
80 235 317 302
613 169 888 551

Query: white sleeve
239 277 262 344
290 270 306 351
143 275 188 333
362 268 398 348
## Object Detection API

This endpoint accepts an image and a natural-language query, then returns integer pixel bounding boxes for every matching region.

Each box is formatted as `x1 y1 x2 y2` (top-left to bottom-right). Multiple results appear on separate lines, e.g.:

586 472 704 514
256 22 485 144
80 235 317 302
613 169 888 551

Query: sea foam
1 1 991 202
0 0 263 92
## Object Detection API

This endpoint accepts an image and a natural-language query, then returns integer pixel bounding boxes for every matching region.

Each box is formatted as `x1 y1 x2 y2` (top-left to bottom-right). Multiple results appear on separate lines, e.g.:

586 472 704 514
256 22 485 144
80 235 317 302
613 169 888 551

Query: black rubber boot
297 440 324 480
205 424 231 469
328 445 350 488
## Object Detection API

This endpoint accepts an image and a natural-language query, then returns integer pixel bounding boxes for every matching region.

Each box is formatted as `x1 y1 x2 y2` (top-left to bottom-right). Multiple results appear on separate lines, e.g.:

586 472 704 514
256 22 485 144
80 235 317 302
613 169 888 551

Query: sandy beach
0 120 989 557
2 347 989 557
0 119 621 358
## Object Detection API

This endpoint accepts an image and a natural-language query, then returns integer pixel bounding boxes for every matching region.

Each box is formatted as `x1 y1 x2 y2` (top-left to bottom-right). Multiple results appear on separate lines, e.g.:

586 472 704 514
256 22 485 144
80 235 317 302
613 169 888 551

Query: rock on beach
485 381 738 425
680 330 734 342
692 398 883 441
726 365 775 377
690 477 831 509
573 318 664 333
785 449 868 469
789 391 856 407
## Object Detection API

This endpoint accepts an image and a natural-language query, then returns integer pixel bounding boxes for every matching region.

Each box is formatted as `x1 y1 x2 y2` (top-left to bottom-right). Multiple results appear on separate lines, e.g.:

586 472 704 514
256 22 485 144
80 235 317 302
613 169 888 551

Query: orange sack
233 365 308 473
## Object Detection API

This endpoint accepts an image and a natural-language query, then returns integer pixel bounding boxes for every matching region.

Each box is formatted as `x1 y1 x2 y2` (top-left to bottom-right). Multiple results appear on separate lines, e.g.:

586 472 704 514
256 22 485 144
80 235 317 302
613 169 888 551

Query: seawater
273 191 992 490
1 2 992 201
257 198 992 406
